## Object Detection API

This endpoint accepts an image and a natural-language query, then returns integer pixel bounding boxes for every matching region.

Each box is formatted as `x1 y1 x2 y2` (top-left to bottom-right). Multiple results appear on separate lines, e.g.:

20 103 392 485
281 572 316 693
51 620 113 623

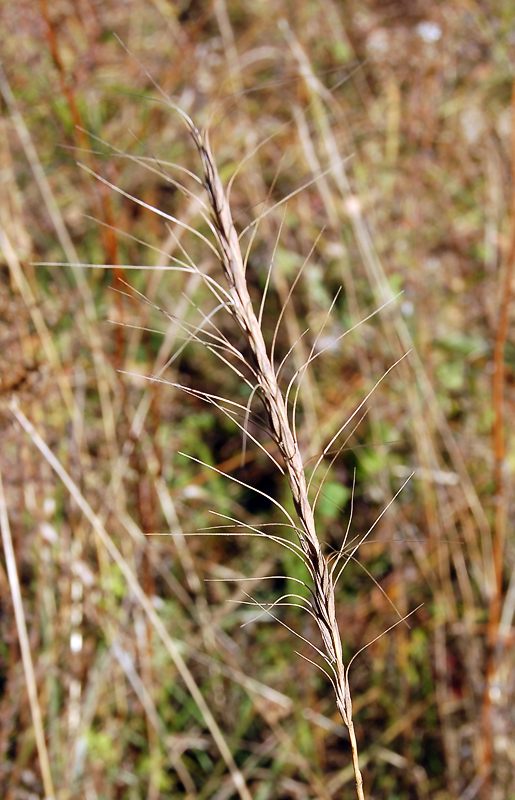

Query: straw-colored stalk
191 120 365 800
0 466 56 800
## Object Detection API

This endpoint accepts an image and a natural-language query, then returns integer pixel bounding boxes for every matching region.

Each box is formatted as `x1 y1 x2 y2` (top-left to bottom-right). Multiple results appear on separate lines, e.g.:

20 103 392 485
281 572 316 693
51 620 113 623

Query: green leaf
317 480 351 520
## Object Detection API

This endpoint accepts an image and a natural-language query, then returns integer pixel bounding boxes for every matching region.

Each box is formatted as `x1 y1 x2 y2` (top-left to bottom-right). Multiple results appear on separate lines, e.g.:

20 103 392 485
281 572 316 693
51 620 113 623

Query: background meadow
0 2 514 799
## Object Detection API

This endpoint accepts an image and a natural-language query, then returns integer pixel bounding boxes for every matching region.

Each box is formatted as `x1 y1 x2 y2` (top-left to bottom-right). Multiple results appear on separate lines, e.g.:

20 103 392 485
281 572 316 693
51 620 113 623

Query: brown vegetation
0 2 514 799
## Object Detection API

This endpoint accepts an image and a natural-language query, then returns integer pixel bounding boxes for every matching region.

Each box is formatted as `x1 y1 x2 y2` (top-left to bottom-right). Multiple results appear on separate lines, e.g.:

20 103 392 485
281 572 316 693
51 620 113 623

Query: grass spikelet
168 108 388 800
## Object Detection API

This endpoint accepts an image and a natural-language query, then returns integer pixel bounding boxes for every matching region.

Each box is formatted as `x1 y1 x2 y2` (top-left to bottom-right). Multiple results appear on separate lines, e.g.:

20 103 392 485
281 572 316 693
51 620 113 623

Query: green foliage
316 479 351 521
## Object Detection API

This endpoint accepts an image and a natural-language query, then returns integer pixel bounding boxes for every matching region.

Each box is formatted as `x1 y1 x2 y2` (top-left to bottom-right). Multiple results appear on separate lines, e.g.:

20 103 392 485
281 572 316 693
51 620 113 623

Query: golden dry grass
1 2 514 799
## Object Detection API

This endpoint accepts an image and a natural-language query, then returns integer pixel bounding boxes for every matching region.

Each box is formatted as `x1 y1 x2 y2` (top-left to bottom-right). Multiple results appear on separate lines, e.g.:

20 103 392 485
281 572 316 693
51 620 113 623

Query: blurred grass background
0 1 514 799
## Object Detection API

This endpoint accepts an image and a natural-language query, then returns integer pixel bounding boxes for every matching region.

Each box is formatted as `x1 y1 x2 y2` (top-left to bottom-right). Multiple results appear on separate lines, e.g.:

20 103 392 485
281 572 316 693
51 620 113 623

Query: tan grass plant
195 116 369 795
77 65 418 793
64 72 417 792
117 96 412 799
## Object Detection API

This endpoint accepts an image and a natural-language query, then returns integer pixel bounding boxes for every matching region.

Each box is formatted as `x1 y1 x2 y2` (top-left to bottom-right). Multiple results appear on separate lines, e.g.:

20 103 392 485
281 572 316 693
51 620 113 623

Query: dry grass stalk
0 466 55 800
9 399 253 800
187 117 366 799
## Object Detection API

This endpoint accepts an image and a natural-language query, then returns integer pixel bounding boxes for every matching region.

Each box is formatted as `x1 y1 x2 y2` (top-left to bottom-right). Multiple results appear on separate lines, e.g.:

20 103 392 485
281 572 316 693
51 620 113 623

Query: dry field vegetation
1 1 514 799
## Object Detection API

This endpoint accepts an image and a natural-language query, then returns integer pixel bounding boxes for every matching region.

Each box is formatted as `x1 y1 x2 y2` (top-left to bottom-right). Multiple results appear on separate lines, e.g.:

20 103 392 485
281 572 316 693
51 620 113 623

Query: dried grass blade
9 400 252 800
0 466 55 800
